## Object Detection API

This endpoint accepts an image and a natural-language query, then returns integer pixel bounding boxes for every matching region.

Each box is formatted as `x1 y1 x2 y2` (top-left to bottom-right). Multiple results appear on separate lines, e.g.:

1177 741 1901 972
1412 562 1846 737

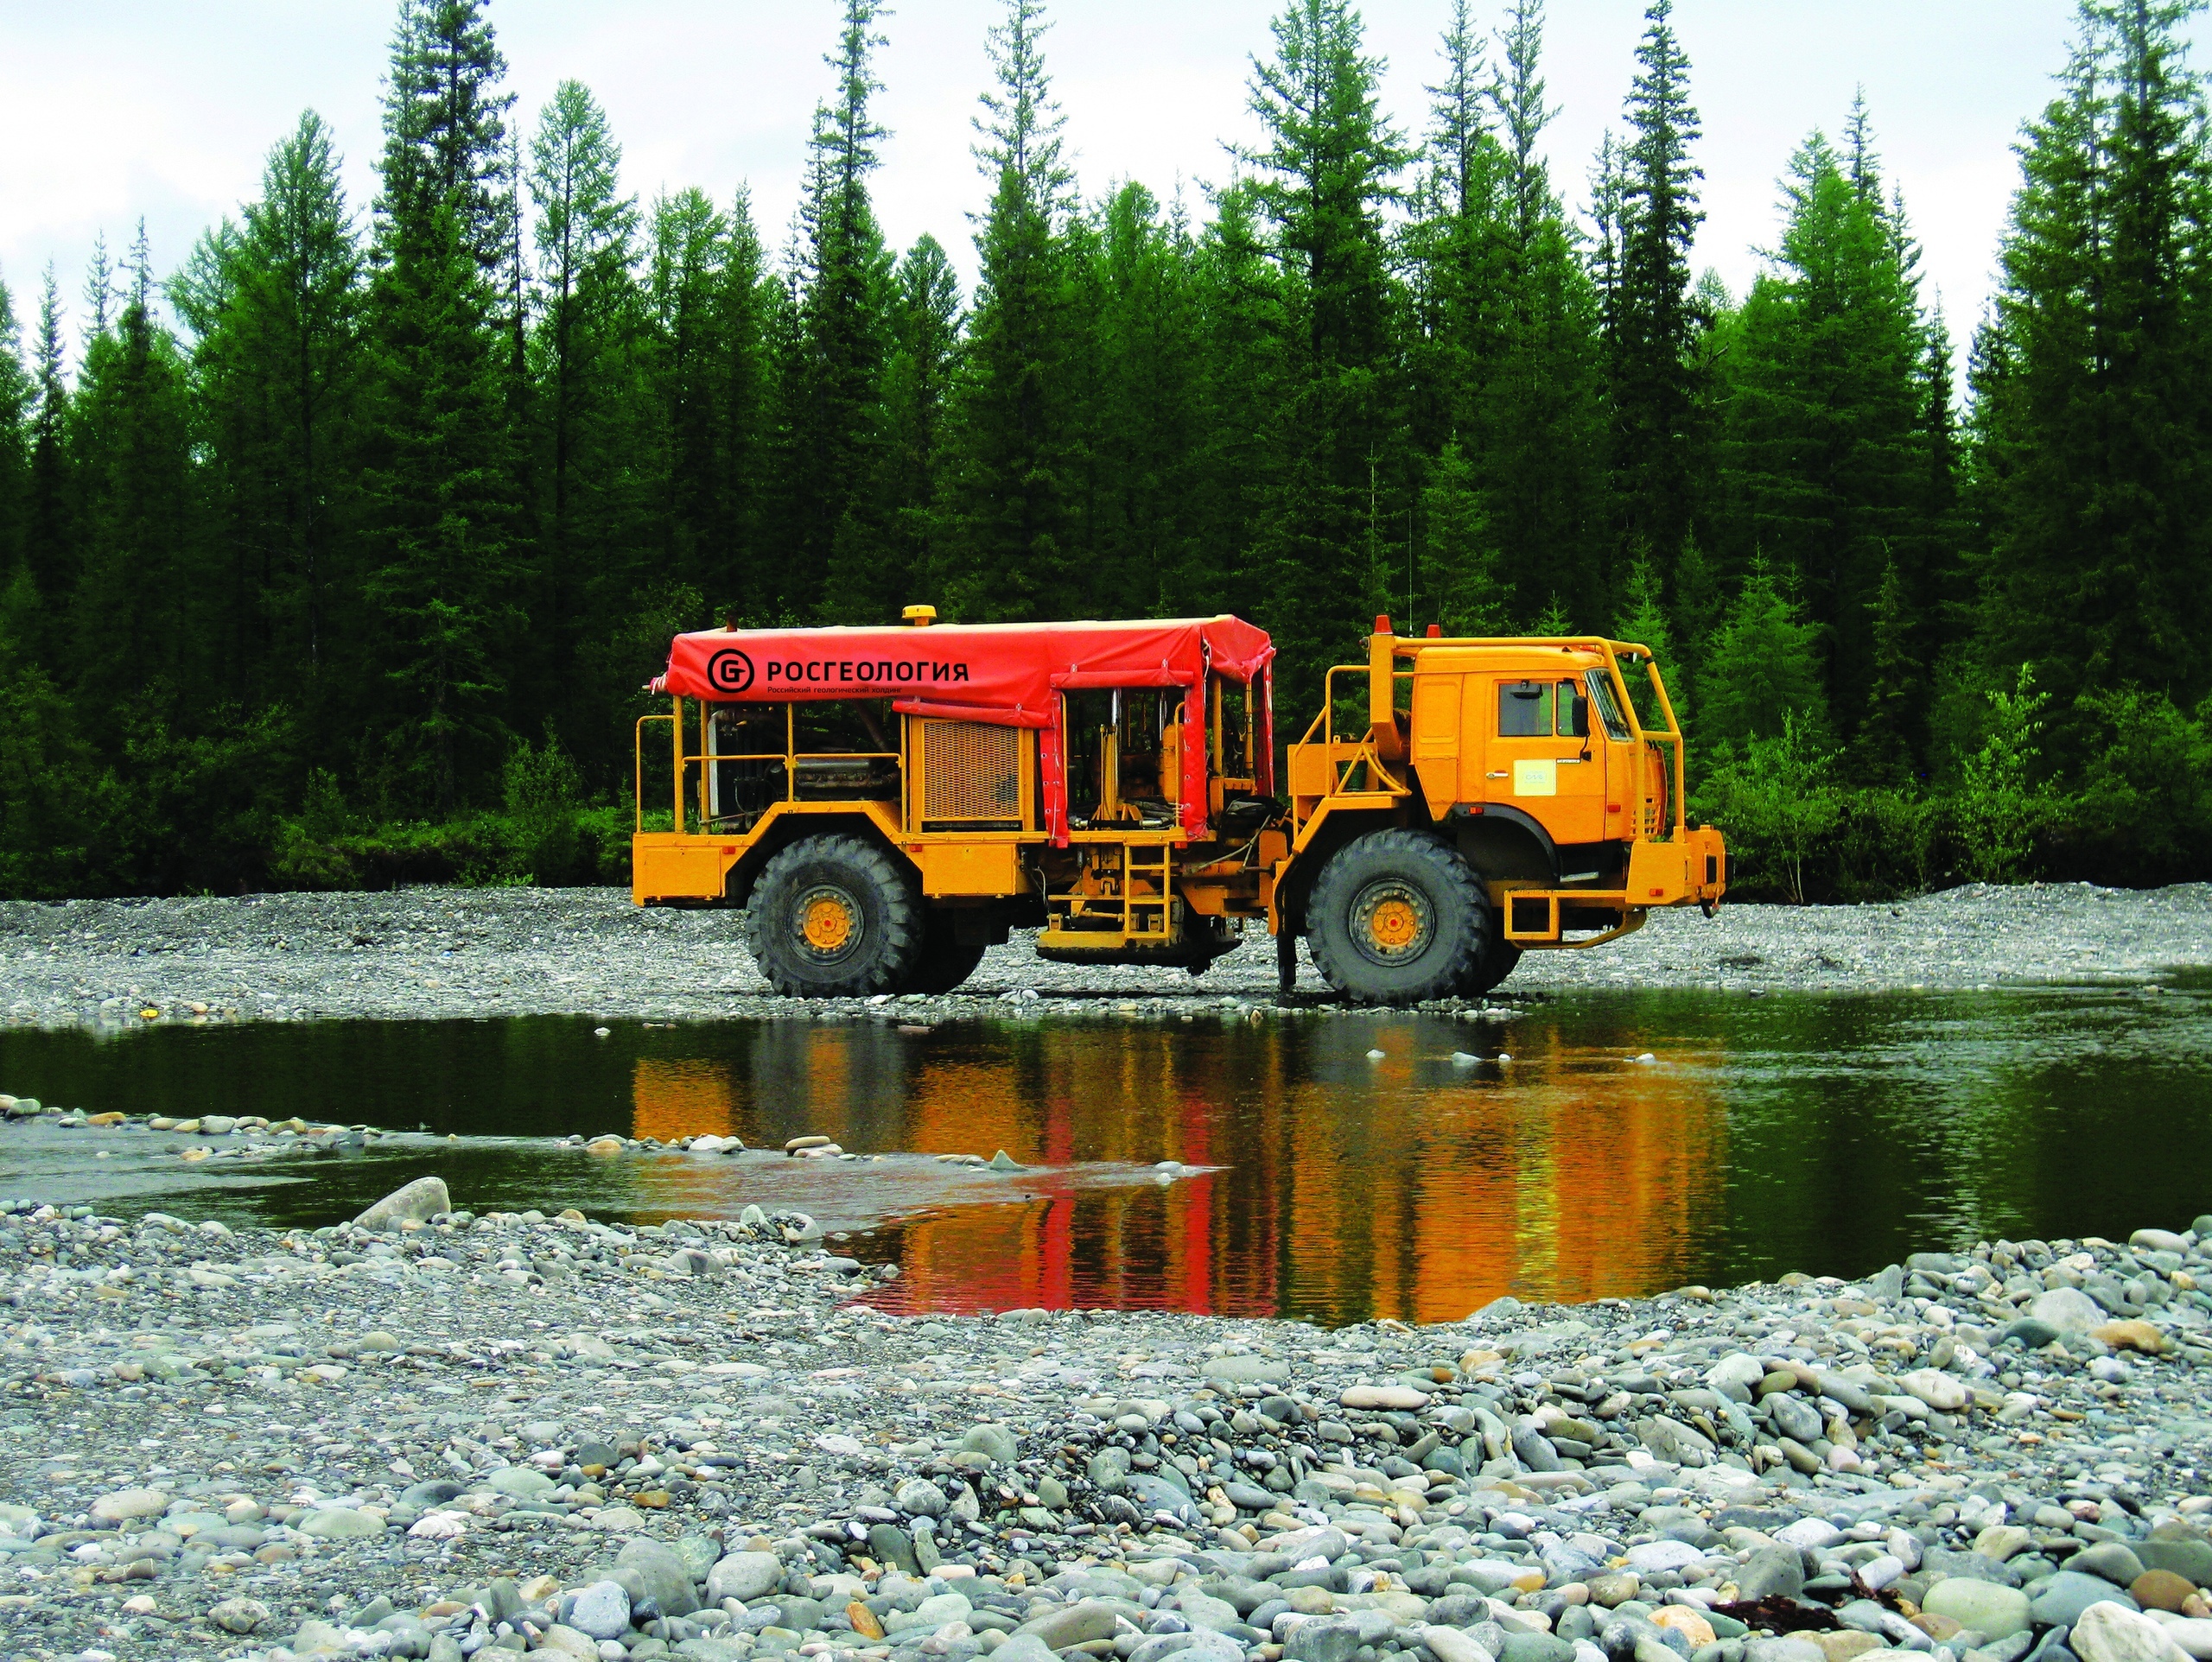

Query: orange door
1488 676 1607 847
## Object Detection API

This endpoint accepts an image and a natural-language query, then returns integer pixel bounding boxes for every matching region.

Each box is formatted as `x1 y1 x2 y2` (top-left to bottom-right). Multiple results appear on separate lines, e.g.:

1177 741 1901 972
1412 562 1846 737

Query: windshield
1585 669 1632 741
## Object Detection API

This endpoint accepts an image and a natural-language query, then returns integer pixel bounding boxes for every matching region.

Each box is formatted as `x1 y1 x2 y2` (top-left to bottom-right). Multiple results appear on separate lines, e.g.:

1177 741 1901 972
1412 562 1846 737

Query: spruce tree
365 0 523 809
0 276 30 591
848 235 960 618
1477 0 1610 628
1614 553 1688 727
645 188 730 601
943 0 1076 621
1403 0 1505 466
1242 0 1408 714
1853 551 1923 783
379 0 516 280
191 111 365 700
527 79 639 604
1611 0 1706 579
1696 560 1828 746
1182 181 1285 621
792 0 895 618
1973 0 2212 731
22 270 72 636
714 188 776 605
1719 119 1923 733
1425 442 1509 635
361 200 518 811
1084 182 1205 613
81 235 117 347
67 225 205 704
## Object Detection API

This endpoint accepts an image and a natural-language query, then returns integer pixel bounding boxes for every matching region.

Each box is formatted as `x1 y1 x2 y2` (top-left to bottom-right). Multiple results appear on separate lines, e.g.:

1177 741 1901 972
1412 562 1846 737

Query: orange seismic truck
629 608 1726 1005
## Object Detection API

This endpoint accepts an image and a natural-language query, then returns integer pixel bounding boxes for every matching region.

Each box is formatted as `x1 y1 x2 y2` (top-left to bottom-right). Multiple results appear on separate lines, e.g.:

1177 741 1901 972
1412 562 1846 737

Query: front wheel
1306 828 1491 1005
1460 926 1521 998
745 834 922 997
902 910 988 994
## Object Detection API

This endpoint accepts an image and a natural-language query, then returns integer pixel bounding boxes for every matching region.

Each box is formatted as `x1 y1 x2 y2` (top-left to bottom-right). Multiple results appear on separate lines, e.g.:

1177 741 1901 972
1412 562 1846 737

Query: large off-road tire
1459 925 1522 998
1307 828 1491 1005
902 910 988 995
745 834 922 997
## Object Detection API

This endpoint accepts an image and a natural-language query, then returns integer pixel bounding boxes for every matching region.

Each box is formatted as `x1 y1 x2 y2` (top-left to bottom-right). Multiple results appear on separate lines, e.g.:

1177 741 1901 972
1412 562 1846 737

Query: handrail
635 712 676 834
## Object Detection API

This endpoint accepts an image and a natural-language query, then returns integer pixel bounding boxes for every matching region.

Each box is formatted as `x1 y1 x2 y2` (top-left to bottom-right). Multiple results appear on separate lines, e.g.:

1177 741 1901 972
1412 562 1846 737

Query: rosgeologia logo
706 649 755 694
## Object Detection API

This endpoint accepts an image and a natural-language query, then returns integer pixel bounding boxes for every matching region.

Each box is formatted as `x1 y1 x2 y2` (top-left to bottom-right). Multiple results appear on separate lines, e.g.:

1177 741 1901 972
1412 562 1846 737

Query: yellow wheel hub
1350 878 1434 966
1367 897 1421 952
799 891 857 954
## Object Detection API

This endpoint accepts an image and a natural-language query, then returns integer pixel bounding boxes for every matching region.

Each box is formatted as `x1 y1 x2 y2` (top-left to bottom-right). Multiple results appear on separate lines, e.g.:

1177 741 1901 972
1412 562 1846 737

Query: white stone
1339 1385 1428 1410
1776 1519 1843 1551
1421 1627 1497 1662
1899 1369 1971 1412
2031 1287 2109 1335
2133 1229 2190 1255
487 1466 556 1500
1707 1353 1768 1393
568 1581 631 1641
1923 1579 2031 1640
353 1174 451 1230
1627 1541 1707 1574
2151 1618 2212 1660
2075 1602 2192 1662
708 1550 785 1603
89 1489 168 1524
1859 1556 1906 1591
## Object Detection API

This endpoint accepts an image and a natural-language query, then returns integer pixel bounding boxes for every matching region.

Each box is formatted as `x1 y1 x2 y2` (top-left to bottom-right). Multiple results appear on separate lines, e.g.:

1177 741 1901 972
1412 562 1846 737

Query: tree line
0 0 2206 901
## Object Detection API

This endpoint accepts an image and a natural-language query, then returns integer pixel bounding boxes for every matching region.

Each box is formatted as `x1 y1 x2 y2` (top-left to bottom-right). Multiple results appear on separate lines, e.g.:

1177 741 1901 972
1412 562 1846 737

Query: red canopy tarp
654 617 1275 841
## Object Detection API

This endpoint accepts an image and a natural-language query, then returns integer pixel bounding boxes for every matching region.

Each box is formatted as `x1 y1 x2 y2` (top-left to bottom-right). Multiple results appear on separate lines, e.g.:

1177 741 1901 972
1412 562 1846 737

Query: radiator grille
923 721 1023 821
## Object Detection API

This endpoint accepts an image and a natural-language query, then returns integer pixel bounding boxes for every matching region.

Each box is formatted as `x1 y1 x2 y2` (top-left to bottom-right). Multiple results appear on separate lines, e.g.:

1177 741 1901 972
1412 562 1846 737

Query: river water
2 979 2208 1326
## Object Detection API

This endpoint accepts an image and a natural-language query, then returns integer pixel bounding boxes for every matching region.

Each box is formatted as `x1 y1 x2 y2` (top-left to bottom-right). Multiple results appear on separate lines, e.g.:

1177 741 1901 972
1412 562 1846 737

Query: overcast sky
4 0 2205 368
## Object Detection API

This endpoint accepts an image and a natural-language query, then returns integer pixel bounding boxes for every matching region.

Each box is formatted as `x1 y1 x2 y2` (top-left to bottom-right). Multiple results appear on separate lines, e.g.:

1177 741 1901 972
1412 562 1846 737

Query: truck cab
1281 620 1726 992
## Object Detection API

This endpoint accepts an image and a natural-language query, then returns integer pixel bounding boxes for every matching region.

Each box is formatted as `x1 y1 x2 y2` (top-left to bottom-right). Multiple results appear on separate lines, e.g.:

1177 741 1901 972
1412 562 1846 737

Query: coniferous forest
0 0 2208 902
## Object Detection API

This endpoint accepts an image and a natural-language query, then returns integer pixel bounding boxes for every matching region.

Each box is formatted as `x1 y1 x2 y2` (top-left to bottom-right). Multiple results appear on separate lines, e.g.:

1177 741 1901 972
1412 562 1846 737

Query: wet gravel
3 883 2206 1030
4 1169 2212 1662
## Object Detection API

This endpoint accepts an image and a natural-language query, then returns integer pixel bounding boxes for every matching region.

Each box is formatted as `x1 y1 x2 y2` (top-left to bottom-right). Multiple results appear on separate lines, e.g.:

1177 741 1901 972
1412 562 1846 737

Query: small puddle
2 981 2208 1325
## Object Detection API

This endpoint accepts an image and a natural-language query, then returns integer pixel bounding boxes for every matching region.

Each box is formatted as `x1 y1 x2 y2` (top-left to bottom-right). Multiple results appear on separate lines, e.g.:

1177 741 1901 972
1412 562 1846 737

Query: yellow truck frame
630 614 1726 1004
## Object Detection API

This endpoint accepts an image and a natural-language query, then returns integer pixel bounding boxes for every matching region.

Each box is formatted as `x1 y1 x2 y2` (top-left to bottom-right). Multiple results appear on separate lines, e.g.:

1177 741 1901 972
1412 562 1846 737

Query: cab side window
1556 679 1589 739
1499 681 1553 736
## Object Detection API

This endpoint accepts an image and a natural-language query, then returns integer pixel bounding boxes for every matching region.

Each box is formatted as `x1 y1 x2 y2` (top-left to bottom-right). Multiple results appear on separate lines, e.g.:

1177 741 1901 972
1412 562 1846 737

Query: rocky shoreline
3 882 2207 1030
4 1158 2212 1662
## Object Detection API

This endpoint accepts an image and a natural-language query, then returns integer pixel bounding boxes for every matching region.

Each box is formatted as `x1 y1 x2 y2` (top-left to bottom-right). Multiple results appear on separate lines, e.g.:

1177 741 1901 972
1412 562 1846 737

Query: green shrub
1954 665 2062 884
502 725 590 886
1692 713 1846 903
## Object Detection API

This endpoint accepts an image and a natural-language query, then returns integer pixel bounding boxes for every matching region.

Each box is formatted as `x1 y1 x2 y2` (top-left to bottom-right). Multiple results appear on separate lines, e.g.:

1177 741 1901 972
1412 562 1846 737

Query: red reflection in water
620 1013 1726 1326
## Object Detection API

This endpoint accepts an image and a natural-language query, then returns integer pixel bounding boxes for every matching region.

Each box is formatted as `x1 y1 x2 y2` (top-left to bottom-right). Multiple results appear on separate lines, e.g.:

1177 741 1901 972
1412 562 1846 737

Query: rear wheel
902 910 988 994
745 834 921 997
1459 924 1522 998
1307 828 1490 1005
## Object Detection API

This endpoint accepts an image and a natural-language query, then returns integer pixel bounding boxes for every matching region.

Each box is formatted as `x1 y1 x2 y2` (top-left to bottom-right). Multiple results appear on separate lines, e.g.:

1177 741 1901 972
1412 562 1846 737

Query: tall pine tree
1610 0 1705 588
365 0 522 810
187 111 365 708
943 0 1077 621
1243 0 1408 713
795 0 896 619
527 77 640 713
1972 0 2212 731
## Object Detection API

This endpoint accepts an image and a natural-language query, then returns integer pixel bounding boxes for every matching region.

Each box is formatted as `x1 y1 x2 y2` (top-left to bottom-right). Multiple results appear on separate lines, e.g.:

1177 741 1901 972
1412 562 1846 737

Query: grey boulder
353 1175 451 1231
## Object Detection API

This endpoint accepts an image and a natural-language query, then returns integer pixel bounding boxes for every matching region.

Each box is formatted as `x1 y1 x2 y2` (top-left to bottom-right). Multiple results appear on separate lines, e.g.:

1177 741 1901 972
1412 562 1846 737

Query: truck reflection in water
621 1013 1726 1327
5 985 2209 1323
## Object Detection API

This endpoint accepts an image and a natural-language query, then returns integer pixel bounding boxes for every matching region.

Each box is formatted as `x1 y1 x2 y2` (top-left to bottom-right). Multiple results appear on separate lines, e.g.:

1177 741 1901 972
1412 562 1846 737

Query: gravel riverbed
3 1160 2212 1662
3 883 2208 1029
